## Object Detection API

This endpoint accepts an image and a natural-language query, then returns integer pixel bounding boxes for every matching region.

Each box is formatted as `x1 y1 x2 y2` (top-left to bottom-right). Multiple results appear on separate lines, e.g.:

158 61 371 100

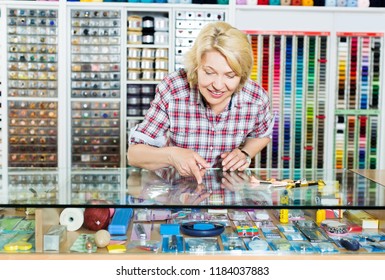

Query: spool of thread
83 208 111 231
59 208 84 231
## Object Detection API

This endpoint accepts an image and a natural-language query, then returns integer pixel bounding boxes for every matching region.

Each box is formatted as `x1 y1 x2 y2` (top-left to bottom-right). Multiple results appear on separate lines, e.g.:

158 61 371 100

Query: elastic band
180 222 225 237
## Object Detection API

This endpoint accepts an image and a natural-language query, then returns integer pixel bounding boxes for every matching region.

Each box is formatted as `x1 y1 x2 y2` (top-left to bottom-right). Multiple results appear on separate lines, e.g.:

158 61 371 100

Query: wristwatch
240 150 252 165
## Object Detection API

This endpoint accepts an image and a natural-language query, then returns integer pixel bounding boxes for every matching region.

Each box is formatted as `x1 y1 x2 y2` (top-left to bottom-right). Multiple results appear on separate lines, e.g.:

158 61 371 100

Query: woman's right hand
168 147 210 184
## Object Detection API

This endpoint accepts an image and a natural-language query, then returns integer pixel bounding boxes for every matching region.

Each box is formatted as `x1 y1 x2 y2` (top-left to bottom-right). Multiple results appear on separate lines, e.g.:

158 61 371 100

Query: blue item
108 208 133 235
160 224 180 235
162 235 184 253
180 222 225 237
339 238 360 251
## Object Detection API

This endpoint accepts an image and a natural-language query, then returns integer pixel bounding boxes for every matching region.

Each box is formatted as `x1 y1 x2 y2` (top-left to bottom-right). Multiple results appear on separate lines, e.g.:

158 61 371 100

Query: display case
0 167 385 259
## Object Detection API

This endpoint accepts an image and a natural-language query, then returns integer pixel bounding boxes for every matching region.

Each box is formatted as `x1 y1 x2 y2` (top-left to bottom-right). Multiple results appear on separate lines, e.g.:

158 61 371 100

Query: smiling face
197 50 241 115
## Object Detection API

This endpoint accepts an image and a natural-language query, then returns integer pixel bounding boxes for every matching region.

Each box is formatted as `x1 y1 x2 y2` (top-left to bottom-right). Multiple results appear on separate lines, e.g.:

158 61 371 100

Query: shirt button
210 146 213 150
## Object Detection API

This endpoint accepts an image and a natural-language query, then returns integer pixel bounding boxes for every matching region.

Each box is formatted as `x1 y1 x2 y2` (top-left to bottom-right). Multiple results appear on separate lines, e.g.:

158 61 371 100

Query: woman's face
197 50 241 114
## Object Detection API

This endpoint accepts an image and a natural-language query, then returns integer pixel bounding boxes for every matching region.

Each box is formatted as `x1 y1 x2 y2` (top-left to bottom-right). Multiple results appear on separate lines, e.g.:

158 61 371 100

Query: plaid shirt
129 69 273 168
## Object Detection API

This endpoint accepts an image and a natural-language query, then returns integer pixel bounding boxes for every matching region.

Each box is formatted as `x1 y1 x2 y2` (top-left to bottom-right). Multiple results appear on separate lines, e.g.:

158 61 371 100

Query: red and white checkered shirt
129 69 273 168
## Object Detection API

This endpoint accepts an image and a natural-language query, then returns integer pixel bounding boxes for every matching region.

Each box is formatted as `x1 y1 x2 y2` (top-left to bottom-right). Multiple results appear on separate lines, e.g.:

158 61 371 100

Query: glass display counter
0 167 384 259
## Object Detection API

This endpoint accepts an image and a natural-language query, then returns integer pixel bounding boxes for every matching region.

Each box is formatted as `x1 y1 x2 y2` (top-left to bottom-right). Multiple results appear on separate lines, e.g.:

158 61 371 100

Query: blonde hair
184 21 253 91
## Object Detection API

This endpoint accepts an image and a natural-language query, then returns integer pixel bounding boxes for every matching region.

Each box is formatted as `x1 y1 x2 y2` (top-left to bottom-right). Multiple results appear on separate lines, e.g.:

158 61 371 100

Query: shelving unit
0 2 383 172
234 5 384 171
0 1 231 170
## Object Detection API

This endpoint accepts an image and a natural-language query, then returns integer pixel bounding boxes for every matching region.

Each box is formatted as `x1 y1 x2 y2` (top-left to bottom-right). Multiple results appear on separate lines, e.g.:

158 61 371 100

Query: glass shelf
1 167 384 209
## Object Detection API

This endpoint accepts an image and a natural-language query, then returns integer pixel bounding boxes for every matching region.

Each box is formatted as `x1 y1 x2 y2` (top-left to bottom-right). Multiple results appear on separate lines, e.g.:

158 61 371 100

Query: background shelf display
0 2 383 171
334 32 381 170
247 31 329 170
70 8 122 168
234 6 384 170
126 9 171 119
70 169 122 204
174 9 226 70
7 169 59 204
6 7 59 168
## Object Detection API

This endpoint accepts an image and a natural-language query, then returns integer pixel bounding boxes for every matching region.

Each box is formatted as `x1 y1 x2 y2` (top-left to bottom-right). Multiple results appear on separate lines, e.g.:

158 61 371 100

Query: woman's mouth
209 89 224 98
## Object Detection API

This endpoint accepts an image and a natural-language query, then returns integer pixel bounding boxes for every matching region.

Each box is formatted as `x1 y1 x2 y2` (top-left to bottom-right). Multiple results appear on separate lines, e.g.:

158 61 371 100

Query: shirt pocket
169 128 198 149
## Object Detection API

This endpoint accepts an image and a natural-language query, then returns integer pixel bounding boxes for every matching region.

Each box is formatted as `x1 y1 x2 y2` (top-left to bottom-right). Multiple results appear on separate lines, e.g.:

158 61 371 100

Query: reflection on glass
0 168 384 208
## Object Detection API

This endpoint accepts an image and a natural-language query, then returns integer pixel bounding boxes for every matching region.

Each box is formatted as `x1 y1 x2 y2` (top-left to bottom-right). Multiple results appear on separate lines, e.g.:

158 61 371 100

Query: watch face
246 155 252 164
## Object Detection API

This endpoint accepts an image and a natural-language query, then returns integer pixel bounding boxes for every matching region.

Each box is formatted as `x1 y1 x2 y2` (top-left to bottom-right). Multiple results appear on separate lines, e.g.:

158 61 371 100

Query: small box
344 210 379 229
44 225 67 251
160 224 180 235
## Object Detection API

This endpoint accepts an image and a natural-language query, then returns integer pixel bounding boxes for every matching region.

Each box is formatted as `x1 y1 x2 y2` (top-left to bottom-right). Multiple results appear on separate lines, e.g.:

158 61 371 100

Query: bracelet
240 149 252 164
240 149 250 157
180 222 225 237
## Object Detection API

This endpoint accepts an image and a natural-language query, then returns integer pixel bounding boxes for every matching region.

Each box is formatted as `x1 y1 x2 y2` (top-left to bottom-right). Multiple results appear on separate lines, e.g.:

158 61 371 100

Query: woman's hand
220 148 251 172
176 183 211 205
220 171 250 191
169 147 210 184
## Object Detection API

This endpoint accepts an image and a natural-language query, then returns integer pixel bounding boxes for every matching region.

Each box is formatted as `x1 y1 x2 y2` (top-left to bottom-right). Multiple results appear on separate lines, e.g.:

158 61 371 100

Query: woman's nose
212 76 225 89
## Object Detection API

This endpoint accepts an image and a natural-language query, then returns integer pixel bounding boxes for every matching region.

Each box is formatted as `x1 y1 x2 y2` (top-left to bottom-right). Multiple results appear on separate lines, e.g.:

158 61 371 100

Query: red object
83 208 111 231
291 0 302 5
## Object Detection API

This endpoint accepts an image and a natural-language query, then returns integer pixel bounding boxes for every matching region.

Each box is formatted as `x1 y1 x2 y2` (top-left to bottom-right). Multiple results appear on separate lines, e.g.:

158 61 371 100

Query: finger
220 177 235 190
224 156 247 172
196 183 206 193
220 151 230 159
222 171 240 183
195 154 210 169
190 165 204 184
221 152 236 167
192 192 211 205
221 172 240 191
222 157 239 171
237 162 250 171
236 171 250 180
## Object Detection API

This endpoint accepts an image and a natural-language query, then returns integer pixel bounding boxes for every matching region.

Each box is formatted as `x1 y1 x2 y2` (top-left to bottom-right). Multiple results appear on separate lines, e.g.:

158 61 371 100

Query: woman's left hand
220 148 250 172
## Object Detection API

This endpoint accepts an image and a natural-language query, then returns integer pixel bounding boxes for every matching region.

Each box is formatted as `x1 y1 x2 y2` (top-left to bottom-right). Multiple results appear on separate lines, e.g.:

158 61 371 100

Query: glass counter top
0 167 384 209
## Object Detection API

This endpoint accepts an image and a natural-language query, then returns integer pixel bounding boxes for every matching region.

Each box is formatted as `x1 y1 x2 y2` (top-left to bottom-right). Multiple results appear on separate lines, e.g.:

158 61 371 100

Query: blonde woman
128 21 273 184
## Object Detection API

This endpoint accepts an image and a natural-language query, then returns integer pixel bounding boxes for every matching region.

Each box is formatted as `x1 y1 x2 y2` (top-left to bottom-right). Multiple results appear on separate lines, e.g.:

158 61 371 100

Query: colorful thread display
247 31 329 170
335 32 382 169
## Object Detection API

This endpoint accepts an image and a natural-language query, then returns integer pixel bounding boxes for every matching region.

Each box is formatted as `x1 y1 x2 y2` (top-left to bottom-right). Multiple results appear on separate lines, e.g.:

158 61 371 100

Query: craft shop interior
0 0 385 259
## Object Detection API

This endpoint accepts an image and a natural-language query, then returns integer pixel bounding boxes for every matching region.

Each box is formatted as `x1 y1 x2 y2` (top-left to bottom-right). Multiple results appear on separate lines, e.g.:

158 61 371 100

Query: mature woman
128 21 273 184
